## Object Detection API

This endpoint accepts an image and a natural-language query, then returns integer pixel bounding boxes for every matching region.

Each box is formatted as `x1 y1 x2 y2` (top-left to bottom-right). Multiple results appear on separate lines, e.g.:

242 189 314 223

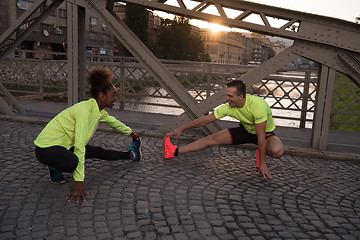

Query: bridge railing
0 54 358 130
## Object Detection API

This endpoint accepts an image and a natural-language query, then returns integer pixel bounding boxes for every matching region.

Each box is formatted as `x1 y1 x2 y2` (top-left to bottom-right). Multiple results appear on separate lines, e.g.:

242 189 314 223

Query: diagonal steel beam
293 40 360 88
0 0 64 60
0 0 63 115
118 0 360 53
0 83 24 115
71 0 222 134
0 0 47 46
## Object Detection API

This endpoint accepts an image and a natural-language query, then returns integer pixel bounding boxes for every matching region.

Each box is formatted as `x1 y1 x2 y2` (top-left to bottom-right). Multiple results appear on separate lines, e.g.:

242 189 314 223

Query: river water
116 84 315 129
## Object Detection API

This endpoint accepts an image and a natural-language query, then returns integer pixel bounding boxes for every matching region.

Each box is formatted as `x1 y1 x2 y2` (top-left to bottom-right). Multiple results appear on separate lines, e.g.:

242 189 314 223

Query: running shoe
256 149 260 168
164 136 178 159
49 165 65 184
129 138 141 161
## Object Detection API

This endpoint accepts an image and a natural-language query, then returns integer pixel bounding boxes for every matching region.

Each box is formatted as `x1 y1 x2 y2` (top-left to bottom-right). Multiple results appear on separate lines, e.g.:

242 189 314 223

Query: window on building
90 17 98 26
20 22 31 30
59 9 66 18
102 35 109 43
89 32 98 41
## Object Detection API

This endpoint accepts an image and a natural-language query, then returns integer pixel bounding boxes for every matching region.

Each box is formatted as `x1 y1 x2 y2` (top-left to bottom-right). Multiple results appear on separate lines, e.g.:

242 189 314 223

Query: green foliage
132 83 143 92
156 17 210 62
268 47 276 59
329 74 360 132
124 3 150 52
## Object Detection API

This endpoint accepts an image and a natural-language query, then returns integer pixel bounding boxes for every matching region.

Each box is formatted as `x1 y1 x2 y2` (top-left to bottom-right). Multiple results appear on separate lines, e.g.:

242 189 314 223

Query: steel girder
69 0 222 135
292 40 360 88
0 0 64 115
0 0 64 61
66 2 87 106
117 0 360 87
311 66 336 150
117 0 360 53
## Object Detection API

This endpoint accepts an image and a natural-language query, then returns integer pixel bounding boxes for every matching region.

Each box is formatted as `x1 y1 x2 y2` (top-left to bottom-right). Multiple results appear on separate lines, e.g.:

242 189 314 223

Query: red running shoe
256 149 260 168
164 136 178 159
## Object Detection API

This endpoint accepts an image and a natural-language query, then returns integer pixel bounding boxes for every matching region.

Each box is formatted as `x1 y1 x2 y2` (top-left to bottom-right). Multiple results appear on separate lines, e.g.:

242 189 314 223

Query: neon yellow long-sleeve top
34 98 132 181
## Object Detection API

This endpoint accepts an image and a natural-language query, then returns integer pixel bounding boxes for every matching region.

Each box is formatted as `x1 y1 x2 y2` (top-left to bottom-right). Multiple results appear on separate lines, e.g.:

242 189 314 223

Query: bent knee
267 143 284 159
271 147 284 159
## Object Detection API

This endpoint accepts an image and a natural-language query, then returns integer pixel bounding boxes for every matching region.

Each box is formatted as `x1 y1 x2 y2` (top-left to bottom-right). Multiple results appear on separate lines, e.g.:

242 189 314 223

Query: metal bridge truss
0 0 359 150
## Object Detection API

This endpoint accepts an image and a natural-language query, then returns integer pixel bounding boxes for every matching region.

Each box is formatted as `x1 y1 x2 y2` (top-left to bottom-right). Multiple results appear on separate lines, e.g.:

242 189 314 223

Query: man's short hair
225 80 246 97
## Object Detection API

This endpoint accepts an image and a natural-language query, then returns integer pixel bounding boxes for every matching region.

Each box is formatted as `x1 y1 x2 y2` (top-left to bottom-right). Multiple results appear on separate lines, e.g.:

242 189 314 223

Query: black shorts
228 123 275 145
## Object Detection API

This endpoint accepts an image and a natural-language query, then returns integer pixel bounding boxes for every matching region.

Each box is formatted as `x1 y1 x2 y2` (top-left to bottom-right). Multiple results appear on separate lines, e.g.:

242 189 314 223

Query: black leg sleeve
85 145 131 160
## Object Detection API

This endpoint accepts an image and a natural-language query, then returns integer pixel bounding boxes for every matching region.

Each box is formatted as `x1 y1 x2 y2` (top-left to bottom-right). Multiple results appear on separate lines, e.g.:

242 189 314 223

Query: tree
268 47 276 59
124 3 149 55
157 16 210 62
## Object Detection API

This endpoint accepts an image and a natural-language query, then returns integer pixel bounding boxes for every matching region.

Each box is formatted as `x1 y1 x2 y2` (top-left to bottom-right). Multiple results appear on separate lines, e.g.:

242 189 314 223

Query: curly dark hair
88 67 114 99
225 80 246 97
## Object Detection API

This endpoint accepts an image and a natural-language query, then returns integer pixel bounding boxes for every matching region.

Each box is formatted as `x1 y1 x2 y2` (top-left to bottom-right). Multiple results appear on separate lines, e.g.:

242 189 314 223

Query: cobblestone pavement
0 119 360 240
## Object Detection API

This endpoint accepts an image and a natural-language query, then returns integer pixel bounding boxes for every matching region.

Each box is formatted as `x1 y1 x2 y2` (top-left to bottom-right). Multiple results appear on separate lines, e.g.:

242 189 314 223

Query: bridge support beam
66 2 87 106
311 66 336 150
70 0 222 134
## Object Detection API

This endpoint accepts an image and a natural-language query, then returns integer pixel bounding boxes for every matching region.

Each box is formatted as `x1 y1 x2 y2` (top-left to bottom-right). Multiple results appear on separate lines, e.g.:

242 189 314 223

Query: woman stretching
34 67 141 202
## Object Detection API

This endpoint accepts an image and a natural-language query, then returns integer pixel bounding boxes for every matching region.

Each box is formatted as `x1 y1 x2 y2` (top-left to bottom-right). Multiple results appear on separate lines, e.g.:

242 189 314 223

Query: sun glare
209 24 223 33
190 20 230 33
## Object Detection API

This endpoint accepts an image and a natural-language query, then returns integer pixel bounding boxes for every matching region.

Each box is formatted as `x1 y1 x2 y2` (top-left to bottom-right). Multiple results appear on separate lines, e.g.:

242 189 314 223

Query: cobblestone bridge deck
0 99 359 239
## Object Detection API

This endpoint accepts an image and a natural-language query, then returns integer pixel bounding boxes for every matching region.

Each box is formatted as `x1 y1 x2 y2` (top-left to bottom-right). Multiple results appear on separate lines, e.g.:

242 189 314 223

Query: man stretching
164 80 284 178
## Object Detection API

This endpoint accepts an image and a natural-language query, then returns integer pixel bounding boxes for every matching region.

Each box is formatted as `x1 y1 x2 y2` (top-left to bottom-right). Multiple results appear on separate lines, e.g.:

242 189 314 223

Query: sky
154 0 360 32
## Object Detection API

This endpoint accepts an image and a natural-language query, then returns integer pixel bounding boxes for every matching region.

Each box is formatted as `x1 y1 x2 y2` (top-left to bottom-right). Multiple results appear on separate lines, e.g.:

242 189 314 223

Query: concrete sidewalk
2 98 359 161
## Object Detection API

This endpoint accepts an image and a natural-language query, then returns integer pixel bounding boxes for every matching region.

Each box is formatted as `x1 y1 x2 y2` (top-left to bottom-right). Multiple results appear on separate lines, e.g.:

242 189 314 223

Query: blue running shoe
48 165 65 184
128 138 141 161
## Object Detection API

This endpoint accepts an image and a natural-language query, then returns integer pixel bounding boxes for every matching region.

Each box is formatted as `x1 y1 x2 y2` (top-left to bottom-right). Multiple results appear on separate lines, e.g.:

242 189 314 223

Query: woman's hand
66 181 88 202
130 132 141 140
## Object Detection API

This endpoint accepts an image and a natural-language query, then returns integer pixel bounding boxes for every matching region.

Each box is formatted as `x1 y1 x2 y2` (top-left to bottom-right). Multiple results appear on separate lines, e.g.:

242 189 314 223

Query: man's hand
257 163 272 179
166 128 182 140
66 181 88 202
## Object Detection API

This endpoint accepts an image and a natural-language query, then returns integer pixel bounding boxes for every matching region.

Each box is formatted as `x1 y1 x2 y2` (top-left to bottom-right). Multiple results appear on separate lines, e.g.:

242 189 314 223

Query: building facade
271 40 287 55
200 30 247 65
201 29 284 65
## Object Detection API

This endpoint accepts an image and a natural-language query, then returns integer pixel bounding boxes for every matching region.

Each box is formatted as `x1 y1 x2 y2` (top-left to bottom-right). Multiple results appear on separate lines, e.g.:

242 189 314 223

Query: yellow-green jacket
34 98 132 181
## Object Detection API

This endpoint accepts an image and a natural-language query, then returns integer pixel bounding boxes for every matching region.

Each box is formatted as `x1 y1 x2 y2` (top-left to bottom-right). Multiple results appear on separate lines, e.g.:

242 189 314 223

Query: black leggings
35 145 131 173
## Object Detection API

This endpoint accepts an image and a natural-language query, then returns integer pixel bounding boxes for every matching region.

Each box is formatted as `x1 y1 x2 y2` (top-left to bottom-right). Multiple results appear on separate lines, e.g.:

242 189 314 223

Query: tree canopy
156 17 210 62
124 3 149 50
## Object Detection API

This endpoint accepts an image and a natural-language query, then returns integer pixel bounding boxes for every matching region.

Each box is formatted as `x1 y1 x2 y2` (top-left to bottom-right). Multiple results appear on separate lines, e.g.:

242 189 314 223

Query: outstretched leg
85 138 141 161
178 129 232 155
85 145 131 160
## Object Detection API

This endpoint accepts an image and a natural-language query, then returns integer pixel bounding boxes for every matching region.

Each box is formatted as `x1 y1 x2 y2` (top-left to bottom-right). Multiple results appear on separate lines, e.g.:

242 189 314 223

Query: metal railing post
300 70 310 128
119 58 125 110
39 62 44 100
206 63 212 99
